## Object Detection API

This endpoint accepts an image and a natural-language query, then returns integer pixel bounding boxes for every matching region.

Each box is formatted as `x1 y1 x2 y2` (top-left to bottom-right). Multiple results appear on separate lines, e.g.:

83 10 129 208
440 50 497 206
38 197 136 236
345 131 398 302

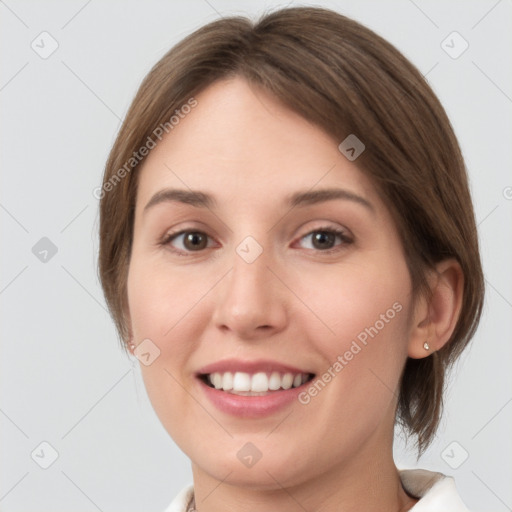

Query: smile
200 371 313 395
196 359 316 417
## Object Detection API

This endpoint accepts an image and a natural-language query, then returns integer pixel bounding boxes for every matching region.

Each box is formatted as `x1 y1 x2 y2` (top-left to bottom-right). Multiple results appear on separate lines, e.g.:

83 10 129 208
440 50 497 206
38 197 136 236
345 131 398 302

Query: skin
125 76 463 512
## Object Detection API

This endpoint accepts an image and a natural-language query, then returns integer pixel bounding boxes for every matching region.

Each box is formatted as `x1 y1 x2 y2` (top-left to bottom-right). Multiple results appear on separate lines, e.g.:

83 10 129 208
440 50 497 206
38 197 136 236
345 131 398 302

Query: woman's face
127 77 415 488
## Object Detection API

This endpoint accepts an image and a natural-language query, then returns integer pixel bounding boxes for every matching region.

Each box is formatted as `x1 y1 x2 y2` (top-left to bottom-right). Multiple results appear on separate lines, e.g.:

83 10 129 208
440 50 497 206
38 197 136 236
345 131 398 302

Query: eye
160 230 214 254
297 227 352 252
160 226 352 255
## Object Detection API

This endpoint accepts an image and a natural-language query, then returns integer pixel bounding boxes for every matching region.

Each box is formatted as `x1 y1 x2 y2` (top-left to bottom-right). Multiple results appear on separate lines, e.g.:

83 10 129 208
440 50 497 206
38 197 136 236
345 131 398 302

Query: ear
408 259 464 359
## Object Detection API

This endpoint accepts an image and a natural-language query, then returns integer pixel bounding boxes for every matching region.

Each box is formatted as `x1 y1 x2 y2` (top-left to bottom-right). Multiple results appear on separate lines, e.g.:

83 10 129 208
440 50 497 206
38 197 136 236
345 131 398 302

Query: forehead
135 76 379 211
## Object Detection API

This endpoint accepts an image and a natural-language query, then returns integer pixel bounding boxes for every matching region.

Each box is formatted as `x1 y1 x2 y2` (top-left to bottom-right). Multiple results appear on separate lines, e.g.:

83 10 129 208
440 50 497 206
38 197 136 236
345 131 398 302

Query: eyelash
159 226 353 256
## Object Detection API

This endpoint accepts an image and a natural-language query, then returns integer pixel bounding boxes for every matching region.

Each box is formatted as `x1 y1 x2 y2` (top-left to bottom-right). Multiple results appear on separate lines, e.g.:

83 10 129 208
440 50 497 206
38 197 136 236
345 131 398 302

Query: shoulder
399 468 471 511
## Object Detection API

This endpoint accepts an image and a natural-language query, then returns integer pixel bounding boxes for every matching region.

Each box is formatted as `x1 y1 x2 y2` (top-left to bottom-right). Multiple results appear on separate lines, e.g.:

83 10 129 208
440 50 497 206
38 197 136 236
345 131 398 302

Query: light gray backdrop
1 1 511 511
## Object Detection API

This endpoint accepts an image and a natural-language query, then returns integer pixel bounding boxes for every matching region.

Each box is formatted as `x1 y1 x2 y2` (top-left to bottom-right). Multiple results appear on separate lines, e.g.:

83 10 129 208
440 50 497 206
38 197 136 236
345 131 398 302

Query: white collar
400 469 470 511
163 468 470 512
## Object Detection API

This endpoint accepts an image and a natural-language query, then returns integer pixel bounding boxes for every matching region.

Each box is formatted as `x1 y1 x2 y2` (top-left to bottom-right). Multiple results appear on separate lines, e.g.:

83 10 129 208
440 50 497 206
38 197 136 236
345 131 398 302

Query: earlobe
126 326 135 354
408 259 464 359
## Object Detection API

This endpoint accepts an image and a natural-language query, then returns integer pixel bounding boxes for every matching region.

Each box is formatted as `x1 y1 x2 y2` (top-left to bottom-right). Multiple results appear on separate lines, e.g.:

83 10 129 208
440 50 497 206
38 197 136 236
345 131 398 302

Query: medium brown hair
98 6 484 454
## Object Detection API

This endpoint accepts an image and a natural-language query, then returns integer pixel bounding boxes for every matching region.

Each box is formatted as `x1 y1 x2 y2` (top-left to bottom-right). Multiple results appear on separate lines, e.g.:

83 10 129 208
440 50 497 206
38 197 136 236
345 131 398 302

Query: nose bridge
212 233 287 336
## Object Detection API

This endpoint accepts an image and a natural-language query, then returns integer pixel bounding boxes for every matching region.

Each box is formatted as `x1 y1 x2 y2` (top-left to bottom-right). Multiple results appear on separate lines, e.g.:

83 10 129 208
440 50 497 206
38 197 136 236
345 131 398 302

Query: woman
98 6 484 511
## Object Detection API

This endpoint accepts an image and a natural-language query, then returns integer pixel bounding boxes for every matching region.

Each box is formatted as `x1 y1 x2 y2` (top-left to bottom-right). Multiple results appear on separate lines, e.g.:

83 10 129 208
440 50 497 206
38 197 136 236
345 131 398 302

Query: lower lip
198 378 307 418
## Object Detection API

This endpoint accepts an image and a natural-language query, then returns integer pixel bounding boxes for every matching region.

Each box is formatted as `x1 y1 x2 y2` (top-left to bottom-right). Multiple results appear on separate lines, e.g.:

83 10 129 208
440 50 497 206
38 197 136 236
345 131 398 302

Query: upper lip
196 358 313 376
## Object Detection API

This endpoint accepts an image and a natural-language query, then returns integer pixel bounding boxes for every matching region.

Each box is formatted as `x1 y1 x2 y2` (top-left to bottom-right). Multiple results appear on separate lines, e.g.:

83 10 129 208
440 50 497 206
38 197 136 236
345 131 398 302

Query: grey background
1 0 511 511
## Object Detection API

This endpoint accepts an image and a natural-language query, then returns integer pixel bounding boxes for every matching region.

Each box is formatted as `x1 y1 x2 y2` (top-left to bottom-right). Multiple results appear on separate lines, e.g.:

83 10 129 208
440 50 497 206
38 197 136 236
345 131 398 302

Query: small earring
129 342 135 353
423 341 430 351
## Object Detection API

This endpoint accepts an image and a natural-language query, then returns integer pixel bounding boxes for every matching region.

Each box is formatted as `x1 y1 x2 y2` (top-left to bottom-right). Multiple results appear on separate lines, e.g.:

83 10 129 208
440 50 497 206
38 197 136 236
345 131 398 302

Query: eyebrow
288 188 374 213
143 187 374 214
144 188 215 212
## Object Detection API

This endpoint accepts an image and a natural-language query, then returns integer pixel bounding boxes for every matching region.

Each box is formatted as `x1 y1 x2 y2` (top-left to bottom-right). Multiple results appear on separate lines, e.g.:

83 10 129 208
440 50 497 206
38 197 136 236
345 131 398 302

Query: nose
211 243 288 340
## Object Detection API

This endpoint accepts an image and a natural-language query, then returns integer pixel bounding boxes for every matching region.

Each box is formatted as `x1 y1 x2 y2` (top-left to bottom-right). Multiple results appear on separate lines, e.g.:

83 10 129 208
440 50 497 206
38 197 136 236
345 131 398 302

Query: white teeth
251 372 269 392
233 372 251 391
212 372 223 389
206 371 310 393
222 372 233 391
268 371 281 390
282 373 293 390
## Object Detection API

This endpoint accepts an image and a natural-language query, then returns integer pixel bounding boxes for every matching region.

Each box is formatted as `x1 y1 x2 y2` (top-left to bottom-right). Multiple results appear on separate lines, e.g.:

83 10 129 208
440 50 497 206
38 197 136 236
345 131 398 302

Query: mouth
195 359 316 417
198 370 315 396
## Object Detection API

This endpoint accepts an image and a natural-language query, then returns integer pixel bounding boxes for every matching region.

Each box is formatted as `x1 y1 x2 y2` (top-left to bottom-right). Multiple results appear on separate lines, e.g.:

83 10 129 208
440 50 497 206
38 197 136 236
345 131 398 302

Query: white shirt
163 468 470 512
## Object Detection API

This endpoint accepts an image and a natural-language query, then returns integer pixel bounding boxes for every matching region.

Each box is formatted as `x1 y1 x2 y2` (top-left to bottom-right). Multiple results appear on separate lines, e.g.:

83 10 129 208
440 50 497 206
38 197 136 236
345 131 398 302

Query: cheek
295 254 412 350
294 254 412 415
126 256 213 341
126 258 202 407
126 258 206 442
296 255 412 425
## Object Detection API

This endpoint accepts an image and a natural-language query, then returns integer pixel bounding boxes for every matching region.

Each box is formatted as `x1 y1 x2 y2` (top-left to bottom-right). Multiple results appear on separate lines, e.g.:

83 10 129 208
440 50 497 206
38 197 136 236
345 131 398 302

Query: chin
189 440 316 491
